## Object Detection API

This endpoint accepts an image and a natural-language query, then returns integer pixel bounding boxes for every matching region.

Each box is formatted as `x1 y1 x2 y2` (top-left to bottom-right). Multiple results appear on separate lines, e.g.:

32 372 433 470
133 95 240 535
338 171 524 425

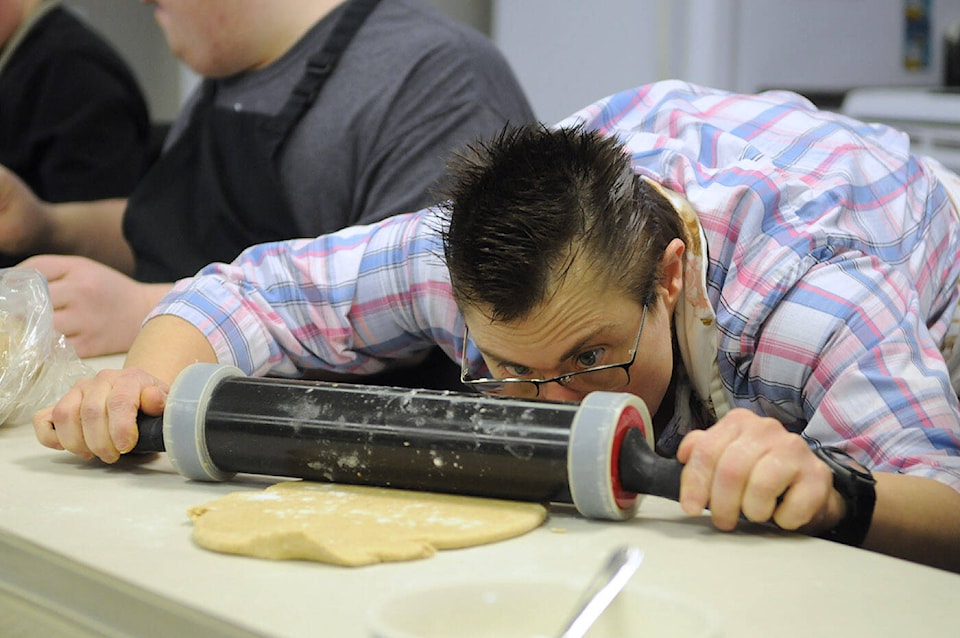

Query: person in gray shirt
0 0 534 367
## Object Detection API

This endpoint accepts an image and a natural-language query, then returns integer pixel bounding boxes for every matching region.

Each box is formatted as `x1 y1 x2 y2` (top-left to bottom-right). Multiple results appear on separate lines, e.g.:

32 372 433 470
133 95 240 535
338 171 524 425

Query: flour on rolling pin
187 481 547 567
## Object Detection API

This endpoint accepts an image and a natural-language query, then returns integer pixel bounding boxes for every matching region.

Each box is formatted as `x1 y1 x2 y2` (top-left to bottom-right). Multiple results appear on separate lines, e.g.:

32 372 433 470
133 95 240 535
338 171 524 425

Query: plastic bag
0 268 92 425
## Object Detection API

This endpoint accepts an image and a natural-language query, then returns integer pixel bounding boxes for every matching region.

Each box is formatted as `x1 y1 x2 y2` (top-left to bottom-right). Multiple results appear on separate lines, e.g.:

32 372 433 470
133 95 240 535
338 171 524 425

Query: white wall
494 0 960 123
493 0 673 123
64 0 183 121
715 0 960 93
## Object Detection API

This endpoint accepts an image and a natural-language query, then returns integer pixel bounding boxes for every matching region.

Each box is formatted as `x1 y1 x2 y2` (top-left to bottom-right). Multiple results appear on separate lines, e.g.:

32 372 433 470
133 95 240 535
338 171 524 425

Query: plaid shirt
153 81 960 489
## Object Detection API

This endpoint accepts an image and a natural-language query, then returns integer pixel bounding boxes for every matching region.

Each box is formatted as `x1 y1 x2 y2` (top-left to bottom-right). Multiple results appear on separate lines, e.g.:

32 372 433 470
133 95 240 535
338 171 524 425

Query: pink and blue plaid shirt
153 81 960 490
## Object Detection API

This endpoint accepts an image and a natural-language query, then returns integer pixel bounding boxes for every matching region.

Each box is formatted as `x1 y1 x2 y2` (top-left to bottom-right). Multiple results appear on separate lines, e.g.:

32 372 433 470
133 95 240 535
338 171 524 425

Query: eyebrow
476 324 619 372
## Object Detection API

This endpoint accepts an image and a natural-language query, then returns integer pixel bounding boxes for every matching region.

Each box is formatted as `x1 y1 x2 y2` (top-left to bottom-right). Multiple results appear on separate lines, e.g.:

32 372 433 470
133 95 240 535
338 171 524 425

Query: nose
537 382 587 403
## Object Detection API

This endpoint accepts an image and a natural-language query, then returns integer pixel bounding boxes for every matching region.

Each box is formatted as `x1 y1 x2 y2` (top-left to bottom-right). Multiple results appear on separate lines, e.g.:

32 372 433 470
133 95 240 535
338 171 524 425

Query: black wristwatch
811 445 877 547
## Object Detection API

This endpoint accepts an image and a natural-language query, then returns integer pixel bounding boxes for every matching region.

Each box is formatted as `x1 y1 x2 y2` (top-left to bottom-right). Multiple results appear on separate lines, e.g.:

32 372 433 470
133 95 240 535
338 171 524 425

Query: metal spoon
557 545 645 638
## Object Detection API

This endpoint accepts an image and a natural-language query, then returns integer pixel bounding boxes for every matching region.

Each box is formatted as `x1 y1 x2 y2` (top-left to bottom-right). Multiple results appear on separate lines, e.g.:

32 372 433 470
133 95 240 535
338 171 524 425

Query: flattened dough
188 482 548 566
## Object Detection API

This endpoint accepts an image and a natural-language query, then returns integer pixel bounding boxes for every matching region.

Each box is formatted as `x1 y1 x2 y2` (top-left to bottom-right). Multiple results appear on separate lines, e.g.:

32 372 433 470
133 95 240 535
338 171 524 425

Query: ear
658 237 685 311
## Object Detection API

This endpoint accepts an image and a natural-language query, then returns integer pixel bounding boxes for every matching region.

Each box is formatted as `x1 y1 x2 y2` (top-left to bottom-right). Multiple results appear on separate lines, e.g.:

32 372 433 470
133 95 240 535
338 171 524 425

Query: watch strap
813 445 877 547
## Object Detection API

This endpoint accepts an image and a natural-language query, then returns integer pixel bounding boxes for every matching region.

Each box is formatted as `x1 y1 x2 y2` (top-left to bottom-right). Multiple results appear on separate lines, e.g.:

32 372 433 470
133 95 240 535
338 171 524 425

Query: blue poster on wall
904 0 932 70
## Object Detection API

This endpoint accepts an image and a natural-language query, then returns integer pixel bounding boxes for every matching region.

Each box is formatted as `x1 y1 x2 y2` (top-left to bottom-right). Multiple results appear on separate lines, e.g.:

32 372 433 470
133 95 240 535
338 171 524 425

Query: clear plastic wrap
0 268 92 425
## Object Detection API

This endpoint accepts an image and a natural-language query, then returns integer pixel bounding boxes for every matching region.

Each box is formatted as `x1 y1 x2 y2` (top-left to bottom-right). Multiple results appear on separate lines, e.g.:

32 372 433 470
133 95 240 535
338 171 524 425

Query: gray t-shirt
166 0 535 237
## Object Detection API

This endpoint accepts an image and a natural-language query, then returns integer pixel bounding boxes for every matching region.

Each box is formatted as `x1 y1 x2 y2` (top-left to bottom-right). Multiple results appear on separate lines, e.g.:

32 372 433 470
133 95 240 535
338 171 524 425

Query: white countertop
2 355 958 637
842 86 960 125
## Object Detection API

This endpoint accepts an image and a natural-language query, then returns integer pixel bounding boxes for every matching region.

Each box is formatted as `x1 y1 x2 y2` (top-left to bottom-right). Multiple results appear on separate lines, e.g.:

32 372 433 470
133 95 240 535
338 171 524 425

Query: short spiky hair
441 124 685 322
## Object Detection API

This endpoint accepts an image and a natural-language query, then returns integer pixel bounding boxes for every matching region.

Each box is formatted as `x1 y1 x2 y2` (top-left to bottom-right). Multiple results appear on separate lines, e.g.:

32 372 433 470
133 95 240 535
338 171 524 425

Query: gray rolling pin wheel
134 363 684 520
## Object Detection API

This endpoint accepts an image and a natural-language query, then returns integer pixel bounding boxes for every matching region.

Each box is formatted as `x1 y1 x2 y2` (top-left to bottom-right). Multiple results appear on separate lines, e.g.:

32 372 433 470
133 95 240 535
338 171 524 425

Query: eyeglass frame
459 306 648 397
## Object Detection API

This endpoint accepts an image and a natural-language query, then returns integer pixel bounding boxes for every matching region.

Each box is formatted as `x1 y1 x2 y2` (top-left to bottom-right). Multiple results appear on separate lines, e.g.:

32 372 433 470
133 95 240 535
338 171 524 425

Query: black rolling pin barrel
135 363 683 519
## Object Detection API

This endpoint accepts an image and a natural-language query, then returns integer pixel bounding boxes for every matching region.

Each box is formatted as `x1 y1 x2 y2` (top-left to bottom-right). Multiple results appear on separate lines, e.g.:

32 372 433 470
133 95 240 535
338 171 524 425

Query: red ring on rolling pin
568 391 652 520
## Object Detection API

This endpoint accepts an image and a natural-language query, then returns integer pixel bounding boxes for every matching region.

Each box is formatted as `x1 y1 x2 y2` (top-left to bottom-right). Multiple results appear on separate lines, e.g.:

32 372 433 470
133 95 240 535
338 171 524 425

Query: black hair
441 124 686 322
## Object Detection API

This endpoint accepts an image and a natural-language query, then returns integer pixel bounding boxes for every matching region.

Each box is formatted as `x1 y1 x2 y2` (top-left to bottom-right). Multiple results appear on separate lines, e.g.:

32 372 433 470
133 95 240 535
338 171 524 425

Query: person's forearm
47 199 135 274
864 473 960 573
124 315 218 385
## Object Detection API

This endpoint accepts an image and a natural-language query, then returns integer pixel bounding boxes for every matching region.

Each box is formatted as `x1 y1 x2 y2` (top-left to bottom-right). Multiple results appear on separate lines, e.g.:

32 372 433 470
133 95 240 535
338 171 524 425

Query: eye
503 363 534 378
575 348 605 369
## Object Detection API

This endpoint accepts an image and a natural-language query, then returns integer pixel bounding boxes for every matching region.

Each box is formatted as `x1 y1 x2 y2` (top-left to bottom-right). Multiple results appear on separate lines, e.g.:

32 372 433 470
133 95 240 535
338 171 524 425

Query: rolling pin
134 363 684 520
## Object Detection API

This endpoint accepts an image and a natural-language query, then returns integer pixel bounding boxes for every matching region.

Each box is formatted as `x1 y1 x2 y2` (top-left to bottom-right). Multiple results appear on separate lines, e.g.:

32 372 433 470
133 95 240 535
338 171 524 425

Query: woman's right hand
32 367 170 463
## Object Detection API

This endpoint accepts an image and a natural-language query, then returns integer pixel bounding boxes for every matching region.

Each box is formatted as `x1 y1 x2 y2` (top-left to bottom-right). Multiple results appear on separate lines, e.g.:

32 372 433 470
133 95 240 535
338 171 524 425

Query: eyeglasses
459 306 647 398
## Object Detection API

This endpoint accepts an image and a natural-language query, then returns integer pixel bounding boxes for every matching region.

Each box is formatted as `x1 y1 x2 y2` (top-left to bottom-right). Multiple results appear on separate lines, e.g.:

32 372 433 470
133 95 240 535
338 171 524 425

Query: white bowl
366 579 721 638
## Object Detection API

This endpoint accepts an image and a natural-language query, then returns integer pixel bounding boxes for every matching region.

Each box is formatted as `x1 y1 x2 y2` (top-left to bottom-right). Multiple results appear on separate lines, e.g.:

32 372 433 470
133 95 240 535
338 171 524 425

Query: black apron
123 0 381 283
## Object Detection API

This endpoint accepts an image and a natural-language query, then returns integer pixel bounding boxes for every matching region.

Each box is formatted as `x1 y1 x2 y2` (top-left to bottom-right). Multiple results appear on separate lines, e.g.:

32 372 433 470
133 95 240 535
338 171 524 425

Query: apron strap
266 0 383 145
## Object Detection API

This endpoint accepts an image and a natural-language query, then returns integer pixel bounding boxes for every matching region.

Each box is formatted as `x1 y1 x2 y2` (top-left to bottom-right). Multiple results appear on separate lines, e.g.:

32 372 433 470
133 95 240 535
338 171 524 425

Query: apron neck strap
267 0 383 142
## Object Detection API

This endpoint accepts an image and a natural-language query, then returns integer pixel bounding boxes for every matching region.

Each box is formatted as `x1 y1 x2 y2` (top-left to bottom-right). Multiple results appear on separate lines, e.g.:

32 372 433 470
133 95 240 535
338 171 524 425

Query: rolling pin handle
617 427 683 502
132 412 166 453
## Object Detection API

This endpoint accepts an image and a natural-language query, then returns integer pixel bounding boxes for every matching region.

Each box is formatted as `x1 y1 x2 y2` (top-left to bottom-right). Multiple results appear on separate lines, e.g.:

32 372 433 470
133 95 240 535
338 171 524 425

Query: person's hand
676 408 844 534
19 254 167 358
0 165 51 255
32 367 169 463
